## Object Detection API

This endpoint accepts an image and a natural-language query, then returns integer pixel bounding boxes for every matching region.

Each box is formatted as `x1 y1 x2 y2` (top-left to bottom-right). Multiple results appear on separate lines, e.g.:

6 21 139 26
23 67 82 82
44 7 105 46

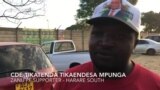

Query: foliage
66 0 138 30
128 0 138 5
77 0 138 20
76 0 104 20
66 20 90 30
20 29 55 44
66 0 104 30
141 11 160 33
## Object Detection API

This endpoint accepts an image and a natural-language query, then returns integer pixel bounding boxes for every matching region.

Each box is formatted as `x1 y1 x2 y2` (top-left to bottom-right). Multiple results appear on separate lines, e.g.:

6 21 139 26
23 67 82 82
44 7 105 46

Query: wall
0 27 90 50
1 27 159 51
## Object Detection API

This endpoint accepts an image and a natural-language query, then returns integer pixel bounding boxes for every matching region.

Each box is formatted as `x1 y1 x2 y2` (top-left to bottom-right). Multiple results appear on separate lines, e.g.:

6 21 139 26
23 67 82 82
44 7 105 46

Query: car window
41 42 53 54
54 42 74 52
137 40 149 44
153 36 160 42
146 36 160 42
0 45 53 73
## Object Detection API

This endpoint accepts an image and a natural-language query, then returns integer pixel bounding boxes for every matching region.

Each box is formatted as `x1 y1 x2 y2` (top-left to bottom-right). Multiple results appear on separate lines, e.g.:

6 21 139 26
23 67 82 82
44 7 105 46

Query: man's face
111 0 121 10
89 21 137 72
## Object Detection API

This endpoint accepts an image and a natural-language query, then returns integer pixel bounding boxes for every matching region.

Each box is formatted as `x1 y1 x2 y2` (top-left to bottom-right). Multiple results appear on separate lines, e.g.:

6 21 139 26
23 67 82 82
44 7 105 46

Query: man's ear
134 39 138 48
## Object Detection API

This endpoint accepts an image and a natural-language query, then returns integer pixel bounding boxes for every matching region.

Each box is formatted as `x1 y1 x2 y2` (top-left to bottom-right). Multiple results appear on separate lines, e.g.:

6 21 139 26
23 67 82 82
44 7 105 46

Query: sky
0 0 160 29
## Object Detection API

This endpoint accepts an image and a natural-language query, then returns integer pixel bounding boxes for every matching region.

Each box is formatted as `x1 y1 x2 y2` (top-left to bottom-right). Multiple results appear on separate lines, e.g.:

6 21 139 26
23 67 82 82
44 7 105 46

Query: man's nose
101 35 115 47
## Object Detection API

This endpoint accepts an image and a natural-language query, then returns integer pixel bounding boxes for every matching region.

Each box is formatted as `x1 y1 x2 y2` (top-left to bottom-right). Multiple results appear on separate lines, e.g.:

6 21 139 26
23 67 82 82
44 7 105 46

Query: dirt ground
131 54 160 75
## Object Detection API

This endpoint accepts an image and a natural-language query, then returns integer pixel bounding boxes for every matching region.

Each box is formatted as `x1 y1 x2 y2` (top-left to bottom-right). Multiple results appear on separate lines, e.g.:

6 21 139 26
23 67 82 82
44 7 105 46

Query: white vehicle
134 39 160 55
145 35 160 42
41 40 91 71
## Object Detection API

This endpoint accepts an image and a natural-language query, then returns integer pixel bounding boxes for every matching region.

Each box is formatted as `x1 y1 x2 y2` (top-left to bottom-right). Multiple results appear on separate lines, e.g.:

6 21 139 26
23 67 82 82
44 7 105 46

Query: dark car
145 35 160 42
0 42 57 90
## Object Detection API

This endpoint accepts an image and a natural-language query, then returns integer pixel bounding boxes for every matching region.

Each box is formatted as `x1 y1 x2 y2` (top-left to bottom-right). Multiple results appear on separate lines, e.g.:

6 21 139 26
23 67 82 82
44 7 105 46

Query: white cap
87 0 141 34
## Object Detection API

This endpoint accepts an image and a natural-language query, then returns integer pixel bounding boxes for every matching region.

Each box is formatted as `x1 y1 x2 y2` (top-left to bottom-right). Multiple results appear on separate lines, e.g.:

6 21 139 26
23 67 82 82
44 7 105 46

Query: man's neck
94 61 134 80
125 61 134 76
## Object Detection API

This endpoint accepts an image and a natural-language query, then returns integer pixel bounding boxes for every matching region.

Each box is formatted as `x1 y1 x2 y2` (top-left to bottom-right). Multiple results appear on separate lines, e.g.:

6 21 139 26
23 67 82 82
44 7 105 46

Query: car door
134 40 149 53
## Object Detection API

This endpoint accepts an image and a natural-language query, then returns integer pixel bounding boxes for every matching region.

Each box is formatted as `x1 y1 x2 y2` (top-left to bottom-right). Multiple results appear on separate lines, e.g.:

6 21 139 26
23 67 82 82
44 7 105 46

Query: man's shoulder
136 63 160 81
65 61 93 72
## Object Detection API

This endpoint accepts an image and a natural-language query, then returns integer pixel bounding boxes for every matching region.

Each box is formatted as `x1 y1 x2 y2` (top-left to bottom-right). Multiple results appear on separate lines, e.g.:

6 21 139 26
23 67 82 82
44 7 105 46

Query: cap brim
86 17 138 33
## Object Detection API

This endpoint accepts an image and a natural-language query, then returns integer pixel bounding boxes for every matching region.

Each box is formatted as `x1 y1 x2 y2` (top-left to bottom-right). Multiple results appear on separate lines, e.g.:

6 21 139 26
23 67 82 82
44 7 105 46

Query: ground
131 54 160 75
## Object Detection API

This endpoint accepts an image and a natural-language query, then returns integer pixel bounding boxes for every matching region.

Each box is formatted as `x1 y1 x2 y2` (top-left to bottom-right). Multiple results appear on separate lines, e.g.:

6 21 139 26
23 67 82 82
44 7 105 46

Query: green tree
77 0 138 21
128 0 138 5
76 0 104 20
66 0 104 30
66 0 138 30
141 11 160 33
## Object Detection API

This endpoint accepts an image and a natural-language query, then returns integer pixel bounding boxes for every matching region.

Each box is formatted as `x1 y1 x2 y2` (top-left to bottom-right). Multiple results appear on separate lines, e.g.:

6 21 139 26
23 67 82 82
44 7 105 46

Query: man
101 0 133 20
108 0 122 16
55 0 160 90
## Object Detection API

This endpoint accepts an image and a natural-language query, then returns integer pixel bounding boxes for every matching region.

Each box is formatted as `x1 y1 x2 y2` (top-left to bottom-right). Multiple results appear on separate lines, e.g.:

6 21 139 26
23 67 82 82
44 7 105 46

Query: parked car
145 35 160 42
134 39 160 55
41 40 91 72
0 42 57 90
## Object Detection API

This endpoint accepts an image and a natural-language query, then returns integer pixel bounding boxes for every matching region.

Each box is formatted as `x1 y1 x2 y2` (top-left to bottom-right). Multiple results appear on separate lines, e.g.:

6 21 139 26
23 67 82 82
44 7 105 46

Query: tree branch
0 0 46 23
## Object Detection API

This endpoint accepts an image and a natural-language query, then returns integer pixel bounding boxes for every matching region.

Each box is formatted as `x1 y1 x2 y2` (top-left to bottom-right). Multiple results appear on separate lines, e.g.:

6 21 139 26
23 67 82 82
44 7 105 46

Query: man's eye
116 35 125 38
91 31 103 36
92 32 102 36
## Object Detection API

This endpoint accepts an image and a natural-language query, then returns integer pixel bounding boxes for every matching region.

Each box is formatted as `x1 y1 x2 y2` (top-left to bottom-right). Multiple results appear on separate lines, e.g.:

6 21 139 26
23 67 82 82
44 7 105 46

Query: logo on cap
88 0 141 34
101 0 133 22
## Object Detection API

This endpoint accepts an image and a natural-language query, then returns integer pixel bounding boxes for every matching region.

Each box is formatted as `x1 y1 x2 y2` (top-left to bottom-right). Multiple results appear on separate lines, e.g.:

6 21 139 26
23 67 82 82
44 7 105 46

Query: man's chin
94 62 125 73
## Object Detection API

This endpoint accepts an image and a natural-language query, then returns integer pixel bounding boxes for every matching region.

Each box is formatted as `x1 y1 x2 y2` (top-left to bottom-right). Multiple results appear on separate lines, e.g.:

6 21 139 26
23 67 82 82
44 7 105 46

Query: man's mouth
96 51 114 59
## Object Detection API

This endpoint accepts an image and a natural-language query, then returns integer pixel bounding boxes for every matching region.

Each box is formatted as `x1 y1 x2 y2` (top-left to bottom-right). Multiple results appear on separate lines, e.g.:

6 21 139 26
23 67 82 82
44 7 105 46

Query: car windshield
146 39 160 44
0 45 53 73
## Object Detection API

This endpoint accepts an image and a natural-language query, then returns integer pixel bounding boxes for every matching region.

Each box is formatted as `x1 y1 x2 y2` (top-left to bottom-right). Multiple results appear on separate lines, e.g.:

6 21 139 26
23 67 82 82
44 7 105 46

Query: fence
0 27 91 50
1 27 160 51
0 27 17 42
18 29 56 44
63 29 90 51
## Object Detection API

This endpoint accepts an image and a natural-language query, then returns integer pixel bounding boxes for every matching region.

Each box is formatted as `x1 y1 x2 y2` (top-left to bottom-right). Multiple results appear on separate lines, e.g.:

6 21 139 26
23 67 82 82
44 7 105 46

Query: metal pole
15 22 22 42
39 29 42 45
82 29 84 50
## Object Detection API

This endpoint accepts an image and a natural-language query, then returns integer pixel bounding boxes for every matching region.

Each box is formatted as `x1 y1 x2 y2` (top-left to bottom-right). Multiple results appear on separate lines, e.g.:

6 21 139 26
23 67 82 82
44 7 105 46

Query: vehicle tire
146 49 156 55
69 62 80 68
